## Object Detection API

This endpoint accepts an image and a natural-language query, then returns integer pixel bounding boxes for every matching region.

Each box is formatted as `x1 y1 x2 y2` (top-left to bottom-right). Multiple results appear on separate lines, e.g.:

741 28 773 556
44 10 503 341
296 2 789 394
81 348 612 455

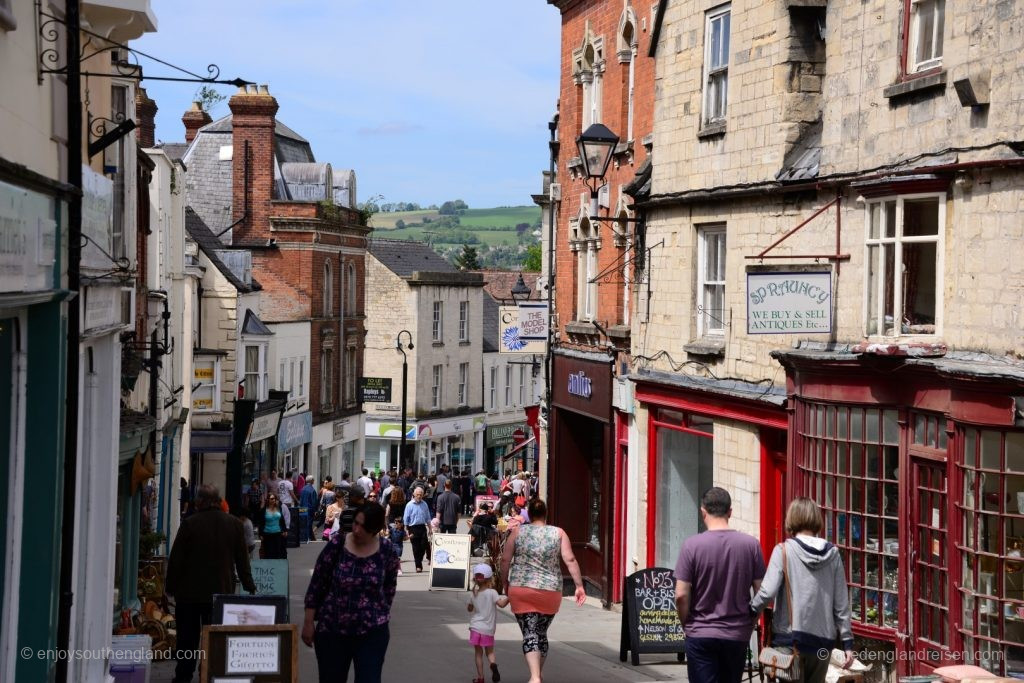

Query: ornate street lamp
576 122 620 215
395 330 414 471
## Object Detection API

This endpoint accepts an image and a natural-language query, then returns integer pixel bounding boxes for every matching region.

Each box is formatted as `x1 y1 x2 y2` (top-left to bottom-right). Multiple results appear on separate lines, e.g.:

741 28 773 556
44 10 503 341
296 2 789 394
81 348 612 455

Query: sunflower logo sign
502 326 526 351
499 304 549 354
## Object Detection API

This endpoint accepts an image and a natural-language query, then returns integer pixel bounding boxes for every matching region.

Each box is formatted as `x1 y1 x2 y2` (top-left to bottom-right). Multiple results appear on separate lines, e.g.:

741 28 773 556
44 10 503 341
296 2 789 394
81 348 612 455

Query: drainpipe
543 111 558 502
56 1 82 680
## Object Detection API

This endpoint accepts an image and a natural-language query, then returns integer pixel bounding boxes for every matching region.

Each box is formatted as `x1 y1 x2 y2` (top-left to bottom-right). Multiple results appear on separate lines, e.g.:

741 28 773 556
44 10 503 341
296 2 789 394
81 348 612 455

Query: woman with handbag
751 498 855 682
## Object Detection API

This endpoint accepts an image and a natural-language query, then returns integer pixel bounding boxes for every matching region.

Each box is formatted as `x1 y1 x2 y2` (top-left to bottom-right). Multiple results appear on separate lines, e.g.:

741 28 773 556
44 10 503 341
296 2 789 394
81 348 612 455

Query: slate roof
776 120 822 182
482 293 500 353
184 207 260 293
241 309 274 336
369 238 456 278
478 270 540 303
181 114 315 241
157 142 189 163
623 157 652 199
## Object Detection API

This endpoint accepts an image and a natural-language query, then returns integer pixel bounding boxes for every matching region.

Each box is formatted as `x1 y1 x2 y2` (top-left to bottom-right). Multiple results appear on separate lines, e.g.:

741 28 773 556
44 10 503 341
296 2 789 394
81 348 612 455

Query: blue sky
134 1 560 209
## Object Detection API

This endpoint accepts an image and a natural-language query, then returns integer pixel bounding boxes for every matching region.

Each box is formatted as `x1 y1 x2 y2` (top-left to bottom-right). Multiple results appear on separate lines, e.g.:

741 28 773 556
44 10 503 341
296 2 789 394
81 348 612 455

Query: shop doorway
910 456 951 668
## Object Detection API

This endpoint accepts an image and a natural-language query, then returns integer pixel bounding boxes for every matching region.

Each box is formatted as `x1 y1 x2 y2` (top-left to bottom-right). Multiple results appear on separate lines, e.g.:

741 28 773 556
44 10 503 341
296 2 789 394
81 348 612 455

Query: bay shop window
794 400 1024 676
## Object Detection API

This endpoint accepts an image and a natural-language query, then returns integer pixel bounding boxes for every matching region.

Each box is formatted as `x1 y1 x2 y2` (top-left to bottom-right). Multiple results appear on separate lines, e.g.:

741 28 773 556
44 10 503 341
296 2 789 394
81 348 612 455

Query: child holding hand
467 563 508 683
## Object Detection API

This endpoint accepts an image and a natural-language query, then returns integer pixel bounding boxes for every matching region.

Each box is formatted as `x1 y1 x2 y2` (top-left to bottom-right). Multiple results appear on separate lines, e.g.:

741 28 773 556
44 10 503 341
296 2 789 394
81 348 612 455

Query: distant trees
524 244 542 271
395 219 406 229
515 222 530 236
455 244 481 270
439 199 469 215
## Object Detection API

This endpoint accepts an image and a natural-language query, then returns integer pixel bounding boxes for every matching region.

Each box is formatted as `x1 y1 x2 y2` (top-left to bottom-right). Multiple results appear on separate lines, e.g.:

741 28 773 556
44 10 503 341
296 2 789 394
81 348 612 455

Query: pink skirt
469 629 495 647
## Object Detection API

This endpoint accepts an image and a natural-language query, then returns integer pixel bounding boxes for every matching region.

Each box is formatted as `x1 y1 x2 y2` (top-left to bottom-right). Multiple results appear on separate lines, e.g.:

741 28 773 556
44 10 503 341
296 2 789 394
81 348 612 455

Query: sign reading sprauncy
746 271 832 335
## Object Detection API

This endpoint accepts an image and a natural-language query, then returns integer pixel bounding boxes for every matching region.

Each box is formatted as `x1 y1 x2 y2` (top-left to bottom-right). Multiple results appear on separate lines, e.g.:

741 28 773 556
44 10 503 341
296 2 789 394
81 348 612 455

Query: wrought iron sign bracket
745 191 851 274
36 3 252 88
589 238 664 286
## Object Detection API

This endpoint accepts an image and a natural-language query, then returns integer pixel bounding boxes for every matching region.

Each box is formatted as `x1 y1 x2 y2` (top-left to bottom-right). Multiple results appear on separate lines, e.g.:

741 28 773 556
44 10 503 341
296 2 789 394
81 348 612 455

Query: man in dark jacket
166 484 257 682
434 479 462 533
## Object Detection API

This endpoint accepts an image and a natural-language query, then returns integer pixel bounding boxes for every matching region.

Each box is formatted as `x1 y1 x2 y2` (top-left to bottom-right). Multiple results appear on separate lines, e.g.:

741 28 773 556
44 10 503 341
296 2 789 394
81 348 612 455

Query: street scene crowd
166 470 861 683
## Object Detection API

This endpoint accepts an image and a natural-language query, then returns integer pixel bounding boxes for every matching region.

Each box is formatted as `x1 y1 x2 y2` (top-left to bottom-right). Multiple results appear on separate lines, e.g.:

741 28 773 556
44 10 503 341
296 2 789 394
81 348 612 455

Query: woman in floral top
302 501 400 683
500 497 586 683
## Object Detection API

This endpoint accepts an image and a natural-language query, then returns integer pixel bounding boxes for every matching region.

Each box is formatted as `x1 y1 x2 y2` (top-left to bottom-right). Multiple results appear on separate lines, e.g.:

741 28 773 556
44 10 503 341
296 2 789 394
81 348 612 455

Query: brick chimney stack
135 87 157 148
228 84 278 243
182 101 212 144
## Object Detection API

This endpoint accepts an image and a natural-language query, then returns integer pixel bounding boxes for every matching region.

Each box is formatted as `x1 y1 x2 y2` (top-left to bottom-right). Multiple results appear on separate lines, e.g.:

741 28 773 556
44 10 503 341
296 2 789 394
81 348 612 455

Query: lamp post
576 122 620 216
395 330 413 471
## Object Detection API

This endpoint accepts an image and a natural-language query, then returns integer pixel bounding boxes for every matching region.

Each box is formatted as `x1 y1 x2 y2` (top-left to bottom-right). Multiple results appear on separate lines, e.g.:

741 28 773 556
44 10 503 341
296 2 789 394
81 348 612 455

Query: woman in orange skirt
500 498 586 683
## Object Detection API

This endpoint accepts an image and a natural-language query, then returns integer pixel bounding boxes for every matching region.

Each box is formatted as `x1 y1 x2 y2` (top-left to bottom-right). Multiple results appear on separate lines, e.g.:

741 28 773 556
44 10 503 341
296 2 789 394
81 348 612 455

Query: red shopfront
633 376 788 571
550 352 615 603
776 349 1024 679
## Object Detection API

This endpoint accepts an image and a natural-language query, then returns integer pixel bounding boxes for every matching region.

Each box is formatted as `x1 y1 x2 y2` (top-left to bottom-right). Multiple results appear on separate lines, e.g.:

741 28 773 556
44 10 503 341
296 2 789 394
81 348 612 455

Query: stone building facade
629 0 1024 677
363 239 486 475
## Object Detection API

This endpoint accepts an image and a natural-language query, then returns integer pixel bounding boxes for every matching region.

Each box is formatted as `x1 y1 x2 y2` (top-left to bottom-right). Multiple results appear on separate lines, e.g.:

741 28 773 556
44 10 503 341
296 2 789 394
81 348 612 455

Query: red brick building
169 84 369 491
547 0 656 605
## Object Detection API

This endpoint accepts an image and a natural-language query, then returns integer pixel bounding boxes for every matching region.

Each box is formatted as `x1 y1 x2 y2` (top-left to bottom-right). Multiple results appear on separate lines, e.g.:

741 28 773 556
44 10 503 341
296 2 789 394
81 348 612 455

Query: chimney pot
259 84 270 95
236 85 248 95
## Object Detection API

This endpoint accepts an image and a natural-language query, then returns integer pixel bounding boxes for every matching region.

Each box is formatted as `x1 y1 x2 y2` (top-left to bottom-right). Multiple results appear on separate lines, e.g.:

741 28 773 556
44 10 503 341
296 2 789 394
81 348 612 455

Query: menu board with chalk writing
619 567 686 665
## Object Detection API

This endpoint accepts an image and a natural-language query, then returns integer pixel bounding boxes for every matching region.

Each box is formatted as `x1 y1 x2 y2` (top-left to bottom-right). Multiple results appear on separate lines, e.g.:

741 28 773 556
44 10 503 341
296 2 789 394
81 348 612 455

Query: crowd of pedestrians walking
166 466 855 683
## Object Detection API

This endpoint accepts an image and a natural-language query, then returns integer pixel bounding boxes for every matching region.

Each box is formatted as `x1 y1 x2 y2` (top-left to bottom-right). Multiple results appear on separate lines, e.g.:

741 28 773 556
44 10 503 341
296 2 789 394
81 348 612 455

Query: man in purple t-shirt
674 487 765 683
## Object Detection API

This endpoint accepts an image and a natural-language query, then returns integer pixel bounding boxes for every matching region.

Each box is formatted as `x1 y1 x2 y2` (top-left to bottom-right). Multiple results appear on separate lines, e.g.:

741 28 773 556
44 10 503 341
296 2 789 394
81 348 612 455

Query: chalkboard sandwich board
428 533 472 591
619 567 686 666
200 624 298 683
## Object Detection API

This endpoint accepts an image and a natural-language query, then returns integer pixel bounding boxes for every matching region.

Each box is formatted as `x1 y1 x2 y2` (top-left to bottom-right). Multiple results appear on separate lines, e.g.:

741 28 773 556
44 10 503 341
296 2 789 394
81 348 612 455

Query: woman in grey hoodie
751 497 855 683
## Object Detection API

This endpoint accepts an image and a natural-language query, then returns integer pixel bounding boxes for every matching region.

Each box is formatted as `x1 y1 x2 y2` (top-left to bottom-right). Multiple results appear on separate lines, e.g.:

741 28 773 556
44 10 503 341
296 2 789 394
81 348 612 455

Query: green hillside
367 205 542 269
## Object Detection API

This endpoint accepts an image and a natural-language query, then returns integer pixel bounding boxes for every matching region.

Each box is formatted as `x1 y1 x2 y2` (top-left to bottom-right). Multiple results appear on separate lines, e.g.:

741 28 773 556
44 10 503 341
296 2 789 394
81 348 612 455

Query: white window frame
458 362 468 406
323 260 333 316
431 364 443 409
518 365 526 406
505 365 512 407
432 301 443 342
193 357 222 412
489 366 497 410
243 343 269 401
908 0 944 74
697 225 726 337
863 193 945 338
459 300 469 342
702 5 731 126
581 42 603 128
576 217 598 322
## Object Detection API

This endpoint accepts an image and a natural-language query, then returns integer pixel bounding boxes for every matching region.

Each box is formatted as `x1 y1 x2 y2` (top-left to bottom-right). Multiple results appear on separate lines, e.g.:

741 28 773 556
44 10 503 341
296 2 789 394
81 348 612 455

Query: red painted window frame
898 0 945 82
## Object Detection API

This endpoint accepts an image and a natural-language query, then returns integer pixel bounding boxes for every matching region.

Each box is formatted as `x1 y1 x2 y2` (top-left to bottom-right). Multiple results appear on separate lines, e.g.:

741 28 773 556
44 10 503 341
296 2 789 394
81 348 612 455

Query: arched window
618 10 638 141
347 261 357 314
576 216 598 321
575 35 605 130
323 260 333 316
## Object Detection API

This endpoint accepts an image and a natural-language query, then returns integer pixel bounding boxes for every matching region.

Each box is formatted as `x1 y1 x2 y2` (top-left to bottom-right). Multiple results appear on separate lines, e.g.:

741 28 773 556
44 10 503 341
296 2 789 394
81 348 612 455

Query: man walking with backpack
434 479 461 533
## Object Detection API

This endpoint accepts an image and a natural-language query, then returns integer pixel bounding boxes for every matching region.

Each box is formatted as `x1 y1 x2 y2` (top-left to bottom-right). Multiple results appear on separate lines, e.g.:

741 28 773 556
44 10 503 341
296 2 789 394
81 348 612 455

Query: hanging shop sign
246 410 282 445
81 165 114 272
499 303 549 354
746 270 832 335
359 377 392 403
0 179 59 294
277 411 312 451
485 422 529 449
